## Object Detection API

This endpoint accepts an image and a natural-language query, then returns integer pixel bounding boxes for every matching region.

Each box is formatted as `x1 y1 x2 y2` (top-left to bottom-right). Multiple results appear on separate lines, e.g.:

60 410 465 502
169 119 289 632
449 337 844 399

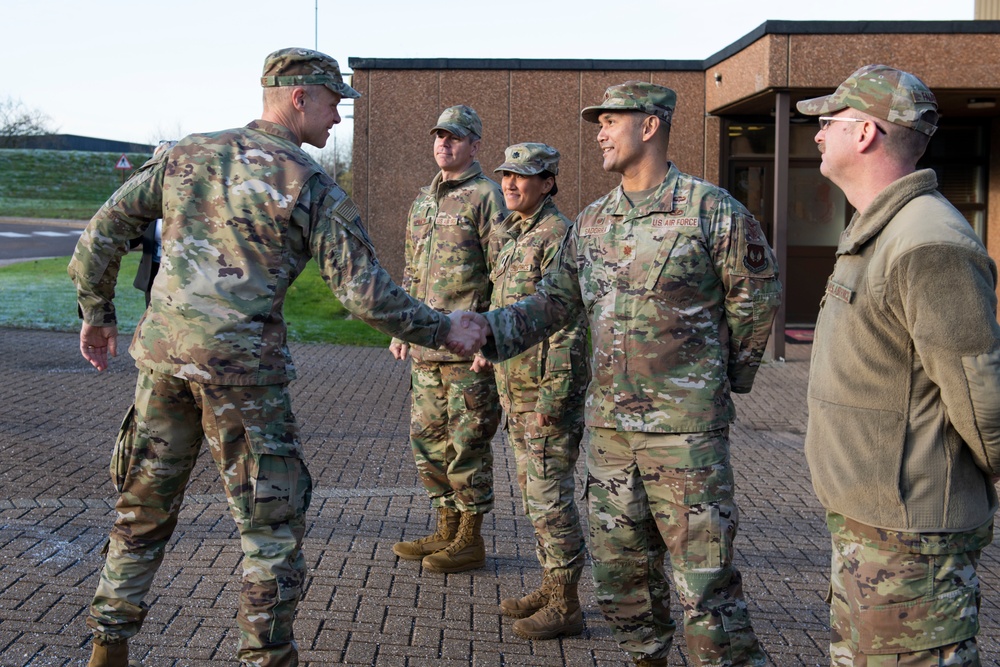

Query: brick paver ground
0 327 997 666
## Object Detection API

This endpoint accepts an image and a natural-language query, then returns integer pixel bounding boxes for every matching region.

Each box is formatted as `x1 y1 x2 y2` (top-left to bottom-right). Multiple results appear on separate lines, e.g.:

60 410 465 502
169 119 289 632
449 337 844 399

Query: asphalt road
0 218 86 266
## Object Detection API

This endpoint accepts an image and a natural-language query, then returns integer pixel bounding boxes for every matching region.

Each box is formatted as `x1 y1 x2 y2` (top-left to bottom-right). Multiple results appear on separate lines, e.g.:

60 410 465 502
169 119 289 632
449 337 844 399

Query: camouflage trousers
586 427 764 666
409 361 499 513
828 513 988 666
88 369 313 667
506 405 586 584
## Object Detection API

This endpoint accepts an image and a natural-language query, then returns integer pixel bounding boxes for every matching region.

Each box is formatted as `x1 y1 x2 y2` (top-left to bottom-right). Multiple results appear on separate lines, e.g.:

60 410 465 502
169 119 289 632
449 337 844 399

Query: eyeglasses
818 116 886 135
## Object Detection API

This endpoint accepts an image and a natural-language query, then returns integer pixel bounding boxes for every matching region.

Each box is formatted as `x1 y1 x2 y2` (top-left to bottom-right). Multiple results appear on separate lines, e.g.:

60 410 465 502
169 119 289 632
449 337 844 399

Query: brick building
349 19 1000 356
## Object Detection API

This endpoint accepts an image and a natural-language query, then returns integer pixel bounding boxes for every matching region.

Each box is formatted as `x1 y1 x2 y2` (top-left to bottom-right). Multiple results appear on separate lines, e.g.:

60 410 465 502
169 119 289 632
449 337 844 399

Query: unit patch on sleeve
743 244 769 273
744 217 765 243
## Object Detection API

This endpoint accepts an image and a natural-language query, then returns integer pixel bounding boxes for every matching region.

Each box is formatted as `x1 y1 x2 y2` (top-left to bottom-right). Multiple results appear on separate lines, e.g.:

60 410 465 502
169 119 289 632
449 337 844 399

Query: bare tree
307 139 353 196
0 97 54 148
147 122 187 147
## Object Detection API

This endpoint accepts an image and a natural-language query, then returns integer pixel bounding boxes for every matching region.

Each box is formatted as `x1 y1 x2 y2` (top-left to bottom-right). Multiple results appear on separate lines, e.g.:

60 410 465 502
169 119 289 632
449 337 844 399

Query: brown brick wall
353 30 1000 286
352 67 706 281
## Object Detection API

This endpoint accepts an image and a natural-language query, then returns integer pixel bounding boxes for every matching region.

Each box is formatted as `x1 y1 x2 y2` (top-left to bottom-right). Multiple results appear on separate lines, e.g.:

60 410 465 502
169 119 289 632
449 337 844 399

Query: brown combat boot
499 572 552 618
421 512 485 573
511 582 584 640
392 507 460 560
87 640 129 667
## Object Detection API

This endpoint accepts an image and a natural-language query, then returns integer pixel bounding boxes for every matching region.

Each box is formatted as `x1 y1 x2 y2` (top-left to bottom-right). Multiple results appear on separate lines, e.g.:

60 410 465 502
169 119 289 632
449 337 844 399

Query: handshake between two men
444 311 491 356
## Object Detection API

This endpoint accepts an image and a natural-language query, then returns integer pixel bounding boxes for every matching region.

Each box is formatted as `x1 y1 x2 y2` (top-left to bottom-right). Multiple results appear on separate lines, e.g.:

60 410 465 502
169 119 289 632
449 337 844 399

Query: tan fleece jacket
806 169 1000 533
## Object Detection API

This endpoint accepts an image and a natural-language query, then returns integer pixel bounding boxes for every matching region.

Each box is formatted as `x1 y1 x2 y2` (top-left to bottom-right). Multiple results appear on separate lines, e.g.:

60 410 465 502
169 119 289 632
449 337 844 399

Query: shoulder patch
333 196 360 223
743 244 769 273
744 217 765 243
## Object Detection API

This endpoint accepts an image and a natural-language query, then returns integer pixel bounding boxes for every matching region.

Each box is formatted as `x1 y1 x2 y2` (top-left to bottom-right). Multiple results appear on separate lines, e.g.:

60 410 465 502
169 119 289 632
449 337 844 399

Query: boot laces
442 522 475 555
409 511 456 546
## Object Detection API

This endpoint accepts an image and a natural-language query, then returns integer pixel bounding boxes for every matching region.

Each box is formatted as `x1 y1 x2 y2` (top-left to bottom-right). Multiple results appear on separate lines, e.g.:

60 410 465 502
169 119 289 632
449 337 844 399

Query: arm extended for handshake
79 310 489 372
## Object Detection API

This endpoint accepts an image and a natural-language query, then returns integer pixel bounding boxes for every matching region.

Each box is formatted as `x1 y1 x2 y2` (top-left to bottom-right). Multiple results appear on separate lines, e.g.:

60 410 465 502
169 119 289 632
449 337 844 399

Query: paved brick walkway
0 327 997 666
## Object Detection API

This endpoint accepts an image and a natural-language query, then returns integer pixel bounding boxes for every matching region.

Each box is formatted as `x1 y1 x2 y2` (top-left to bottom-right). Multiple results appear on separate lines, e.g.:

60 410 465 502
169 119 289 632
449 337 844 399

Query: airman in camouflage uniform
482 143 589 639
475 82 780 666
389 105 507 573
70 48 473 667
799 65 999 666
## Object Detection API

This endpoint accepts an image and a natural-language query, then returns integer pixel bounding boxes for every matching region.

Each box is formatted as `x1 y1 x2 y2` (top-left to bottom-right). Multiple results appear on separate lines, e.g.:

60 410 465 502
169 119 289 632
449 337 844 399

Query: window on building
919 123 988 239
726 118 847 325
724 116 990 325
726 118 989 242
726 119 849 243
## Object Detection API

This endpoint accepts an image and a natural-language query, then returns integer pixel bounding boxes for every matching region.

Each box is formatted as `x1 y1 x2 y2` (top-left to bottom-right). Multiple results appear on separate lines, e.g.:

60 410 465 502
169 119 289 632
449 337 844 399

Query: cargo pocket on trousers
719 599 753 633
243 421 308 529
686 462 735 569
110 404 136 493
463 381 494 410
858 586 979 653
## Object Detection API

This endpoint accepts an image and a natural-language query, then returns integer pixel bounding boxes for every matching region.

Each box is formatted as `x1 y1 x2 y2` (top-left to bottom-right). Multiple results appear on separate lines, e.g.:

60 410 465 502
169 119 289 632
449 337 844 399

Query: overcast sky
2 0 975 145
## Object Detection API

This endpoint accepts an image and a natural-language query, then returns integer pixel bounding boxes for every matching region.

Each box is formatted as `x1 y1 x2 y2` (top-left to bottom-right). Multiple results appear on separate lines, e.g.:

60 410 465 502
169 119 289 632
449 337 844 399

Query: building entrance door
730 160 846 325
726 118 988 326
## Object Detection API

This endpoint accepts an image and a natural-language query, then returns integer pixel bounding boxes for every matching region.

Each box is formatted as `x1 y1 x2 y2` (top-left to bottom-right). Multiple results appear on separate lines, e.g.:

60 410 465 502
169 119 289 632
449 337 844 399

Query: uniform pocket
858 586 979 653
110 404 136 494
243 420 309 528
676 462 735 569
643 230 683 290
463 380 496 410
646 230 707 307
543 345 573 375
685 501 723 569
720 599 753 632
577 226 616 309
433 214 479 264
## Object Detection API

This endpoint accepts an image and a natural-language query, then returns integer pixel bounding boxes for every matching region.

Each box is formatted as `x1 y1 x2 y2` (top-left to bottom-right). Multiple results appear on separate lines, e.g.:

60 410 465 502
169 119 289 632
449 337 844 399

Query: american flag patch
334 197 360 222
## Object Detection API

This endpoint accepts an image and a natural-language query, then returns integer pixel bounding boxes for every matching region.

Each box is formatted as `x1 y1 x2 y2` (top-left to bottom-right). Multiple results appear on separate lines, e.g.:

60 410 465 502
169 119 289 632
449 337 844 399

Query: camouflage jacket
69 120 450 386
483 163 781 433
489 197 589 418
394 161 507 363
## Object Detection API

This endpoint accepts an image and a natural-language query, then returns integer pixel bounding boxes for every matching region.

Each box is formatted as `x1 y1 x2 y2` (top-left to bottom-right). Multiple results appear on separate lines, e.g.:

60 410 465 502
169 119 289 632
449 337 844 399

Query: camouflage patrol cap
581 81 676 124
796 64 937 136
431 105 482 139
494 142 560 176
260 47 361 99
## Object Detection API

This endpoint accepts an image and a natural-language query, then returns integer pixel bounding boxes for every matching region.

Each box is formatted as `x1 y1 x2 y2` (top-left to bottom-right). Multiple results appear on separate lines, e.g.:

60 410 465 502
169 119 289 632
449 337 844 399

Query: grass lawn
0 147 390 347
0 255 390 346
0 148 154 220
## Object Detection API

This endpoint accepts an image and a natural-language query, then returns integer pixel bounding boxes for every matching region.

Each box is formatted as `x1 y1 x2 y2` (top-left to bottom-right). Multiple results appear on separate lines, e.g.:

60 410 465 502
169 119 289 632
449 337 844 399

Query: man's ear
292 87 308 112
857 120 879 153
641 115 661 143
